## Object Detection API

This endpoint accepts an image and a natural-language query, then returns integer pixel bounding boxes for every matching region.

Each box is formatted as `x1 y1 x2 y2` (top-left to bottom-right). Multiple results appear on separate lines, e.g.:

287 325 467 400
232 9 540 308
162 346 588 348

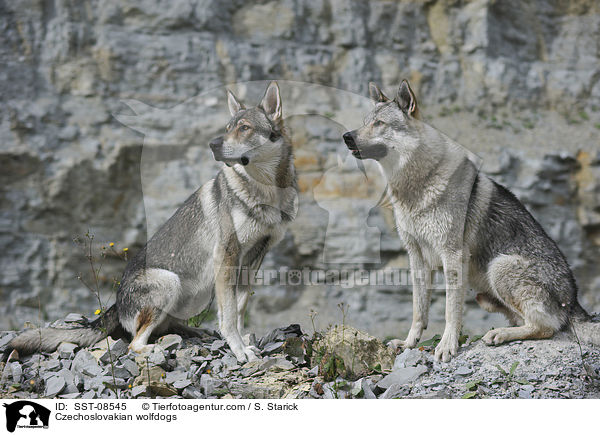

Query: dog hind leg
482 255 562 345
476 293 523 326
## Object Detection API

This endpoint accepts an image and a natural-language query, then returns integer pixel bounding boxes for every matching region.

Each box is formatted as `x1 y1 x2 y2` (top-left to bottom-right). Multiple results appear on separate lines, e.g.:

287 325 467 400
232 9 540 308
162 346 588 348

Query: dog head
209 81 285 167
343 80 421 166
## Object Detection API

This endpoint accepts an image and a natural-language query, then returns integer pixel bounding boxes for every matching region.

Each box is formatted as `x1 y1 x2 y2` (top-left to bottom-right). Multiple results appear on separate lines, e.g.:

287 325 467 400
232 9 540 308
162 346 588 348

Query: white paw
232 345 260 363
404 328 422 348
387 339 404 352
434 335 458 362
482 329 508 346
129 343 155 354
244 346 260 362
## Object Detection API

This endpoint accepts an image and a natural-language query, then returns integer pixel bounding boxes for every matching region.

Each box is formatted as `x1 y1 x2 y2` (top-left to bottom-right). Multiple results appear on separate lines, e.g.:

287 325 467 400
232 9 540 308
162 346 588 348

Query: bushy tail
571 318 600 347
7 305 120 356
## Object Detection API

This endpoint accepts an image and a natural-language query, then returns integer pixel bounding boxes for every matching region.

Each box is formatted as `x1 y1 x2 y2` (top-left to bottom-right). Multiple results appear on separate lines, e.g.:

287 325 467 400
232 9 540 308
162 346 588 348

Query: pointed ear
227 89 244 116
259 81 282 122
395 80 418 116
369 82 389 104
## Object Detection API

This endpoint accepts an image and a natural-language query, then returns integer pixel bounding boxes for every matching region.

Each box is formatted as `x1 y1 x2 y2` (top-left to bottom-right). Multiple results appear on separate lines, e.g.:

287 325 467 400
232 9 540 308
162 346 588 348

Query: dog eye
373 120 384 127
239 125 250 132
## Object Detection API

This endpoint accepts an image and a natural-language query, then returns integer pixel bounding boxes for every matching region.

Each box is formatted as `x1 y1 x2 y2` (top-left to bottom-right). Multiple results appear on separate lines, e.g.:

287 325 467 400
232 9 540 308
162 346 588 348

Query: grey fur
344 80 599 362
9 82 297 363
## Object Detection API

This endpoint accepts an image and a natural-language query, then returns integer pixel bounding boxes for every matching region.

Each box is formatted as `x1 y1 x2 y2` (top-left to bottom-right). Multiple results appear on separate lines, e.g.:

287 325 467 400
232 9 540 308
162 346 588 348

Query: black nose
209 136 223 150
343 131 355 147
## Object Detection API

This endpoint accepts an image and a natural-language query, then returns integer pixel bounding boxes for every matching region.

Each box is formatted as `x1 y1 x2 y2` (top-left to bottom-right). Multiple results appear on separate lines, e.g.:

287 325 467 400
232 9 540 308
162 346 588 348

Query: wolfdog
343 80 599 362
9 81 297 363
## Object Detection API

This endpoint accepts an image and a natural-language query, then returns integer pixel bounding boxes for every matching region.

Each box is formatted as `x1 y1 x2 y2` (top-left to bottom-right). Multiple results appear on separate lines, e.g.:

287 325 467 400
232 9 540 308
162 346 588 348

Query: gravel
2 319 600 399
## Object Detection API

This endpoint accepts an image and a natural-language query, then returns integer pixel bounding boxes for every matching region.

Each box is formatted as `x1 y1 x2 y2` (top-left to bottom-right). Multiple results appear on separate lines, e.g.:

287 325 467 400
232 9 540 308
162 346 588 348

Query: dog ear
227 89 244 116
260 81 282 122
395 80 418 116
369 82 389 104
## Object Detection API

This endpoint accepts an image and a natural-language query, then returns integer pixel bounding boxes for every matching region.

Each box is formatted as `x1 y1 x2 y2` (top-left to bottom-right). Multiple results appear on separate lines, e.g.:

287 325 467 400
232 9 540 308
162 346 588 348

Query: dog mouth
346 144 362 158
213 152 250 167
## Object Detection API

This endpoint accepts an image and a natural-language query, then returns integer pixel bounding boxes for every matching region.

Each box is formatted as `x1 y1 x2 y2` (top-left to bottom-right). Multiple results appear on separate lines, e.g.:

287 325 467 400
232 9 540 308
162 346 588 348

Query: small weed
417 334 441 348
492 361 529 387
578 111 589 121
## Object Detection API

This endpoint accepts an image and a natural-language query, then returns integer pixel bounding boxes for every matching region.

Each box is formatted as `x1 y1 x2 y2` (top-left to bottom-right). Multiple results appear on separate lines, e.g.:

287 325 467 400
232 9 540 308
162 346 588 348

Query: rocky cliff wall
1 0 599 339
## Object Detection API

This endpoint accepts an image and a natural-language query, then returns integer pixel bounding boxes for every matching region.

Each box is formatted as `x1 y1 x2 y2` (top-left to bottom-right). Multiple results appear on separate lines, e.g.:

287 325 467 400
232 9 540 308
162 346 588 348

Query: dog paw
245 346 260 362
404 329 422 348
482 329 508 346
129 343 155 354
434 335 458 363
387 339 404 352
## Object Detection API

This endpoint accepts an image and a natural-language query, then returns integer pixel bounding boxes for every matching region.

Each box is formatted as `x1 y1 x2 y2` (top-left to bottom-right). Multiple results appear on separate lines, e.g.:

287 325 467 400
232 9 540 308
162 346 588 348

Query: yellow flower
30 380 35 385
128 384 132 389
206 369 211 374
123 248 129 252
94 309 101 315
109 242 114 247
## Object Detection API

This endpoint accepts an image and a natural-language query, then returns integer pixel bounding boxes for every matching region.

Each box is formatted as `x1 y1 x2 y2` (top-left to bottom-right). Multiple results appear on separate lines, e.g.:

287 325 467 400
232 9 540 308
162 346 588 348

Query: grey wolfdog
343 80 599 362
9 81 297 363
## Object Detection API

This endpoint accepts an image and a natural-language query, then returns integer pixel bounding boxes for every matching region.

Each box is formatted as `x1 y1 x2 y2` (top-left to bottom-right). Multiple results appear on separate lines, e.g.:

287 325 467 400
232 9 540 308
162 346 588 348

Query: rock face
1 0 599 341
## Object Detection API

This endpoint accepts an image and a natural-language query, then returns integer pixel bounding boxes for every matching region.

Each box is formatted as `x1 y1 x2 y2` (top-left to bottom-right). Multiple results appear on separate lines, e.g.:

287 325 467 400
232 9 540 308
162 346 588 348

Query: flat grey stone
222 353 239 369
376 364 428 390
99 339 129 364
58 342 78 359
262 341 284 354
518 384 535 399
393 348 424 369
173 379 192 390
81 390 97 399
131 385 148 398
72 350 101 377
210 340 226 352
105 365 130 379
379 383 411 399
64 313 85 323
121 358 140 377
56 368 75 385
165 370 188 384
44 375 66 397
59 392 81 399
42 359 61 372
200 374 214 395
156 334 182 351
10 362 23 383
148 348 167 367
455 366 474 376
182 386 203 399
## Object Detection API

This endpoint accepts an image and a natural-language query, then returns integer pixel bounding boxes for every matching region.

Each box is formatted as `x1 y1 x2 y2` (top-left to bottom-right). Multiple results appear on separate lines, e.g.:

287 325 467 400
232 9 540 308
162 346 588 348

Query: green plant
462 379 482 399
492 361 529 387
417 334 441 348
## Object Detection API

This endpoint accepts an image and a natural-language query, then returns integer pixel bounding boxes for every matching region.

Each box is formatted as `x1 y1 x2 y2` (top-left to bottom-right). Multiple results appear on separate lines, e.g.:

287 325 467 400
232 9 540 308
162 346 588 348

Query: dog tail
571 318 600 347
7 305 120 356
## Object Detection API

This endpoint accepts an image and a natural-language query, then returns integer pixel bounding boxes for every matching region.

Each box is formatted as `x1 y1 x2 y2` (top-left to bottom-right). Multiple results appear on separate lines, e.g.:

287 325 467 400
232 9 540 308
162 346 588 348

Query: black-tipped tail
7 305 120 356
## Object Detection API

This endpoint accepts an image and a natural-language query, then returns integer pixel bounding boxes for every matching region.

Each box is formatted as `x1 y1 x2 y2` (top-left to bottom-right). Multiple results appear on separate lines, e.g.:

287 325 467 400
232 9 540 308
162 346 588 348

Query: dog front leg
405 251 432 348
214 250 258 363
435 251 467 362
390 246 432 351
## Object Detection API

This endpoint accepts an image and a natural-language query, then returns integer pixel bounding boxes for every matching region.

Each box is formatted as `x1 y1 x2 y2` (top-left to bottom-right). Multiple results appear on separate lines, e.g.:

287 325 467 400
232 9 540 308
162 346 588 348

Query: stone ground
2 315 599 399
